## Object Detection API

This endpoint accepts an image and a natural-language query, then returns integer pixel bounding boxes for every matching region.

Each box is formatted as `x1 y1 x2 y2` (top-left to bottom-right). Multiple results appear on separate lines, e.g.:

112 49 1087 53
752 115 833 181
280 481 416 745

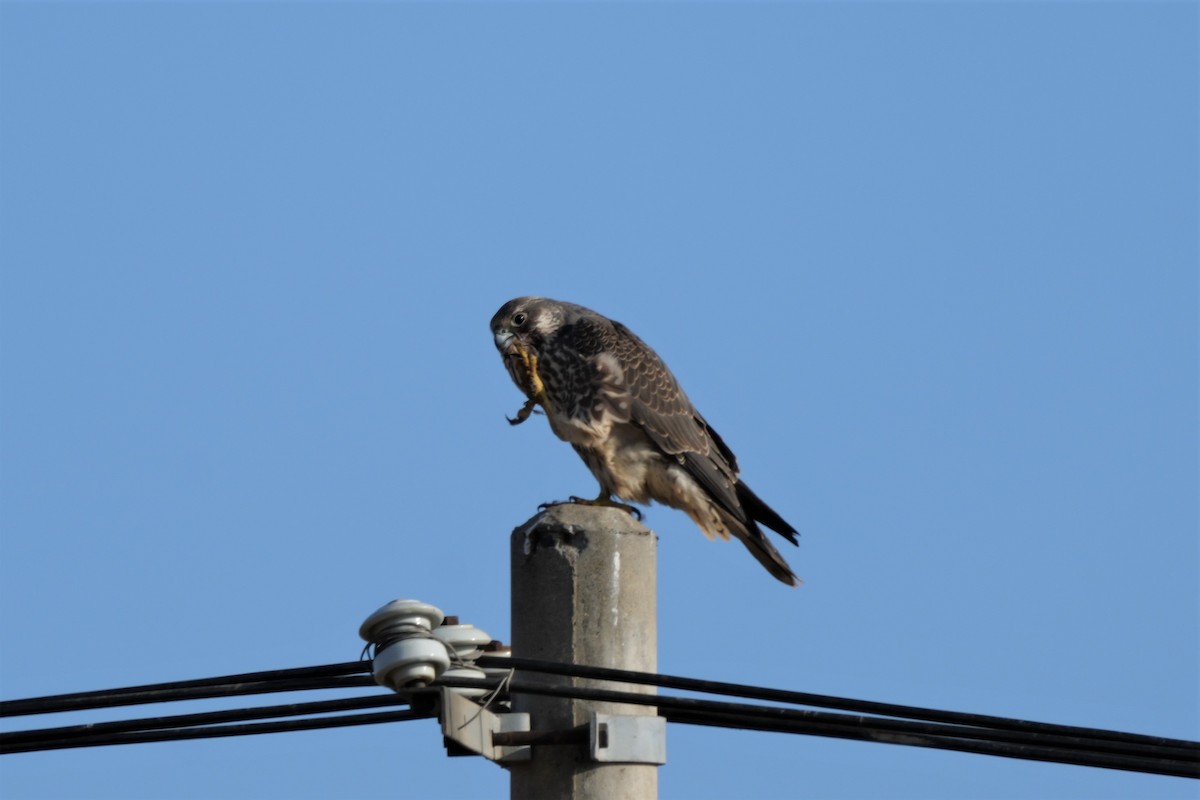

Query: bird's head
490 296 569 356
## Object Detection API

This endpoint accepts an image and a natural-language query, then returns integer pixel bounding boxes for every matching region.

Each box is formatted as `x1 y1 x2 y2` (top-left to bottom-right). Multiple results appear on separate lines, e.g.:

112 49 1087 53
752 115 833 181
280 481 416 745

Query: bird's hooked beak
495 328 533 360
493 330 516 353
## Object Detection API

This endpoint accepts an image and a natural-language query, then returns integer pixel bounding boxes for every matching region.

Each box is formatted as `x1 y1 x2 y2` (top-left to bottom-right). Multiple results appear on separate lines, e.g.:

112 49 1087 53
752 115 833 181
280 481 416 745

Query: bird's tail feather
718 508 801 587
736 481 799 546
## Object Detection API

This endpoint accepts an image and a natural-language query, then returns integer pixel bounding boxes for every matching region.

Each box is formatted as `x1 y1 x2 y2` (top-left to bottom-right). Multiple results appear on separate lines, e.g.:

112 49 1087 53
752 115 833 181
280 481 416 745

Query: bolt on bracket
438 688 531 763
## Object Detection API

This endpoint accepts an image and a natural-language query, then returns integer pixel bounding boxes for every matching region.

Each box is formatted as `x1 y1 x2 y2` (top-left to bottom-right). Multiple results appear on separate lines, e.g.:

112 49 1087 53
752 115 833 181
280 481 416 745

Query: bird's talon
564 495 643 520
507 397 539 426
619 504 642 520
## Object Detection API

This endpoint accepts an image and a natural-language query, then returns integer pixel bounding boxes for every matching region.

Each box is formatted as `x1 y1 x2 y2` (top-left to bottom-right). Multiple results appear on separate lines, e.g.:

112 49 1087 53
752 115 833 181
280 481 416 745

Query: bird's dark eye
512 312 527 327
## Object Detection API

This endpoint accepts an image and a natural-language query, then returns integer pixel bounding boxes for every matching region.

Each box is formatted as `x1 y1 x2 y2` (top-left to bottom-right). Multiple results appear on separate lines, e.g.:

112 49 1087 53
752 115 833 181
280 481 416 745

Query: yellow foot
507 397 540 426
565 495 643 521
538 496 643 521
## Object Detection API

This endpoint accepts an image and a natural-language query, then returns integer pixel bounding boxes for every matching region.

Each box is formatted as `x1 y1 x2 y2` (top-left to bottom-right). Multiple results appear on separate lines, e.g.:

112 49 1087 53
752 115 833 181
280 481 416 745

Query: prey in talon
507 396 539 426
500 338 549 425
490 296 803 587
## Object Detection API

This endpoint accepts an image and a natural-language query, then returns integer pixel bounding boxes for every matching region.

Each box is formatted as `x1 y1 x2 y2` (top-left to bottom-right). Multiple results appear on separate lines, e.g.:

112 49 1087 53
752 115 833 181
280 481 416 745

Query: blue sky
1 3 1196 799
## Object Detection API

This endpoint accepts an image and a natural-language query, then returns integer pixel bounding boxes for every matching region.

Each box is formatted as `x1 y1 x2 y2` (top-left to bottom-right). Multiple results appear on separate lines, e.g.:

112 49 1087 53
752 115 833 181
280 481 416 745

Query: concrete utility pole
508 503 660 800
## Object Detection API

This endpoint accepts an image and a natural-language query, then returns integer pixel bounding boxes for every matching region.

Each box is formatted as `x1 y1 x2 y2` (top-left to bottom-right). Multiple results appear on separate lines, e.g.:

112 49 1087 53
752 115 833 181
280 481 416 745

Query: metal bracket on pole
439 687 531 763
589 713 667 764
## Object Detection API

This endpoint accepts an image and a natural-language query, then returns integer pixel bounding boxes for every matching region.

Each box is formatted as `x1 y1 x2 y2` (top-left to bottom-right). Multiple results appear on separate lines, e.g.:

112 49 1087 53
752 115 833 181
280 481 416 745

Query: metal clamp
590 714 667 764
439 688 531 763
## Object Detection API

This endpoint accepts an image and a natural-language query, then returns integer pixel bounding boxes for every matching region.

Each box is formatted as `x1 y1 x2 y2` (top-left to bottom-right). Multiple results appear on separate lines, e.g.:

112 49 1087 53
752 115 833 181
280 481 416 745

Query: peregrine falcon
490 297 800 586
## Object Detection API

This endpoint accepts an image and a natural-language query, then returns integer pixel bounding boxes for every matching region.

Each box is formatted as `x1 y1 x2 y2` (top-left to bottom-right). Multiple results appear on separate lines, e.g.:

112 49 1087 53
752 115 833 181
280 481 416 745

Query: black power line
2 658 1196 780
0 662 373 718
478 654 1197 752
437 674 1200 780
2 708 435 754
662 705 1198 780
1 694 418 753
1 661 406 755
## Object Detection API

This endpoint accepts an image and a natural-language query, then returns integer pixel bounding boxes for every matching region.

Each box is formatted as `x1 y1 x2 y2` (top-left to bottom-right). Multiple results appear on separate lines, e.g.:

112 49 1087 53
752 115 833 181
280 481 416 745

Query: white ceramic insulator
433 623 492 659
440 665 490 697
358 599 445 642
359 599 451 691
481 645 513 680
372 637 451 690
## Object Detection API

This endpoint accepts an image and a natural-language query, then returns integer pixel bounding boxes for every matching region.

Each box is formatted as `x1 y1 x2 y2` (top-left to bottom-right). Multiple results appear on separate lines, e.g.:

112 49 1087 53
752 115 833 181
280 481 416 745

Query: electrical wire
477 654 1196 752
2 656 1195 780
0 663 374 717
1 708 435 754
0 661 399 755
436 675 1200 779
661 705 1198 779
1 694 418 753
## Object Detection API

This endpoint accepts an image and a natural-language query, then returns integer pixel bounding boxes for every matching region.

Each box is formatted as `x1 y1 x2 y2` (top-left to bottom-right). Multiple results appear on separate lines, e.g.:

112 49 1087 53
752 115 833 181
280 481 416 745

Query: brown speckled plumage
490 297 800 586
